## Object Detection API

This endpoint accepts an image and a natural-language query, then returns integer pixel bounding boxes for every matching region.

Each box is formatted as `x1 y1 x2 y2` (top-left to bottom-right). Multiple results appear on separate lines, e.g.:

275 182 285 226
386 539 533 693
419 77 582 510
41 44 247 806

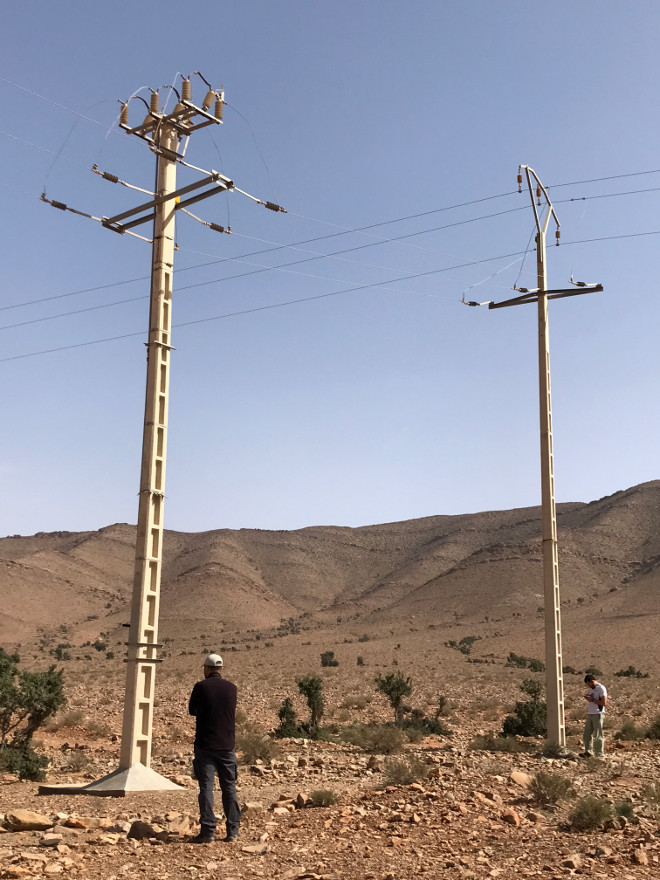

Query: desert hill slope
1 481 658 657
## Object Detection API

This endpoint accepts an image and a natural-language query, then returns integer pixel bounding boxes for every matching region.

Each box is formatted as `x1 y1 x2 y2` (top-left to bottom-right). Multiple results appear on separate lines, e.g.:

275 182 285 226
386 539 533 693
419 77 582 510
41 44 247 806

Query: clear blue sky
1 1 658 536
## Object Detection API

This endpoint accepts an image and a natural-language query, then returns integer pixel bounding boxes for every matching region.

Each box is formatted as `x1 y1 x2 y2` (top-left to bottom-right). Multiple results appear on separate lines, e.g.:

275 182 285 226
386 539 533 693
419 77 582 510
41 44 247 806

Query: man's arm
189 683 200 717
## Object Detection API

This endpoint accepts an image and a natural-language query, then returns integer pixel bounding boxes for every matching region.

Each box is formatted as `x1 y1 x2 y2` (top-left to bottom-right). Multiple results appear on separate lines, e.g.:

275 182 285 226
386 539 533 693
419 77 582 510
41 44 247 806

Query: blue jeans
193 745 240 837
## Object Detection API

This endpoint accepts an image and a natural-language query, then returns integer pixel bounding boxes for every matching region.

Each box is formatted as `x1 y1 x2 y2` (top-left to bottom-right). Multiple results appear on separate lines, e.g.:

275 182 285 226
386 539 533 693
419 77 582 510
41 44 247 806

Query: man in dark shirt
188 654 240 843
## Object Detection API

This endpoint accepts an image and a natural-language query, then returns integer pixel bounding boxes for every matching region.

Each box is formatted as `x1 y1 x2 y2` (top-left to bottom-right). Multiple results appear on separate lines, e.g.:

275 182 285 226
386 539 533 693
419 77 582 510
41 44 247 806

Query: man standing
581 673 608 758
188 654 240 843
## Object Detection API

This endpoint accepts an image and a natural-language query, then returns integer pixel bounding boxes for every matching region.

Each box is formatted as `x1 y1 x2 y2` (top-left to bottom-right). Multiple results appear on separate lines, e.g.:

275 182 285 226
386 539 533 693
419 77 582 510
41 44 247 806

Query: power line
0 248 529 363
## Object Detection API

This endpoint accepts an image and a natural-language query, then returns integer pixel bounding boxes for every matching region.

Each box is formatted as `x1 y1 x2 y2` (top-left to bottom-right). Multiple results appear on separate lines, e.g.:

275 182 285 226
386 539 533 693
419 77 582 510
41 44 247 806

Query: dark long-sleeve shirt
188 673 237 752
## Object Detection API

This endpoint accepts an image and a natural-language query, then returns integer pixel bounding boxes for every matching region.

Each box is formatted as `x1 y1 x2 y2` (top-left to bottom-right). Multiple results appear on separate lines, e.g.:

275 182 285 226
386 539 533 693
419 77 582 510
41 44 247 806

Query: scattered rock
4 810 53 832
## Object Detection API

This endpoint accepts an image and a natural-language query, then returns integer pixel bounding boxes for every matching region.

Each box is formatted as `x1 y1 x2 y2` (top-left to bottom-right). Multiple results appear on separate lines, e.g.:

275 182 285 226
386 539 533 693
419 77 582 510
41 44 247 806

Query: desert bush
641 781 660 813
375 672 413 723
645 715 660 740
383 754 428 786
339 723 405 754
274 698 299 738
358 634 371 643
505 652 544 672
501 679 546 738
309 789 337 807
320 651 339 668
529 770 574 807
435 694 450 718
84 719 111 739
357 655 365 666
615 801 636 820
0 743 48 781
568 796 613 831
584 665 602 677
399 711 450 739
92 640 107 652
63 749 90 772
506 652 529 668
614 718 647 741
237 723 279 764
470 734 535 754
51 644 71 661
614 665 649 679
56 709 84 729
563 665 578 675
339 693 370 711
297 676 324 730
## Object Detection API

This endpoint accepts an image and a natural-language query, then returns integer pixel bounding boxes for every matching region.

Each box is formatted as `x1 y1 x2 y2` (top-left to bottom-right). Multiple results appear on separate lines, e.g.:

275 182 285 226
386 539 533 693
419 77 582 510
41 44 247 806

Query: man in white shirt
581 673 607 758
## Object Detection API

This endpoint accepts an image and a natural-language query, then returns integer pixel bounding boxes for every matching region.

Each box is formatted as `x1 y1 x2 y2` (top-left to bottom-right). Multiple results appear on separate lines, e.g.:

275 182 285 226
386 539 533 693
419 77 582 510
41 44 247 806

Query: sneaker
191 832 215 844
579 752 593 758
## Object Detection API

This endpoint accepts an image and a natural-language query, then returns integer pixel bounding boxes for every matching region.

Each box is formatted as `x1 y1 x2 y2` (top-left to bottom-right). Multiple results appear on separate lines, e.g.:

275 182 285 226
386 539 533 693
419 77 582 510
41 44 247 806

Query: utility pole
466 165 603 750
39 74 285 795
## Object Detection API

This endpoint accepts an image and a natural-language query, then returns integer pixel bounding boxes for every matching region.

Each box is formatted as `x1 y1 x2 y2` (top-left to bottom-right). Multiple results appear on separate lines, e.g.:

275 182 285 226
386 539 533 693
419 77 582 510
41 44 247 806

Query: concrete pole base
38 763 184 797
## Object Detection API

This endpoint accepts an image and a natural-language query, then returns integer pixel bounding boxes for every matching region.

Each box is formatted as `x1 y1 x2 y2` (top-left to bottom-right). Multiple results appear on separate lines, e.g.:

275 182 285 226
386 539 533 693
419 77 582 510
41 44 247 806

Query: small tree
502 678 546 737
297 676 324 730
0 648 65 780
375 672 413 723
275 697 299 738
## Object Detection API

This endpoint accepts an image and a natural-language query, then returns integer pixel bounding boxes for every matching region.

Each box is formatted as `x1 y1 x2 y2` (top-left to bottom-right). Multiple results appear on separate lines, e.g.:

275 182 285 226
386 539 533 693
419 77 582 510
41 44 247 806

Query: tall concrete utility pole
466 165 603 750
39 74 285 795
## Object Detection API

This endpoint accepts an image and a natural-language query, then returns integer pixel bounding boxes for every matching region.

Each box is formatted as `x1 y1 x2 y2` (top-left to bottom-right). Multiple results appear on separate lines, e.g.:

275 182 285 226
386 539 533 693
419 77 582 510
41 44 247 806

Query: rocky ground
3 610 660 879
2 725 659 879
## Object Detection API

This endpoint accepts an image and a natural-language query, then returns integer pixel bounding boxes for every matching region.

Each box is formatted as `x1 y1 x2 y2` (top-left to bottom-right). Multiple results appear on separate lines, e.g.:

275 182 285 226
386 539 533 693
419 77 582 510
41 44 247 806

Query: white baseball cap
203 653 223 668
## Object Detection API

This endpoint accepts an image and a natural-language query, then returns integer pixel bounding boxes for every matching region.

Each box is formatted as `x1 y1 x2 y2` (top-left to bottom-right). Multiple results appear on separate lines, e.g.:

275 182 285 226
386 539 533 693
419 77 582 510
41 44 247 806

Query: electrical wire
0 248 529 364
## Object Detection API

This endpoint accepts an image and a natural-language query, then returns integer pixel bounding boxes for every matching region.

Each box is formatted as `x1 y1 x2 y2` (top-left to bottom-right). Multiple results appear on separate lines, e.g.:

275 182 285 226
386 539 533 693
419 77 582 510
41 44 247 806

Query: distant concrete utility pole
466 165 603 749
40 74 285 794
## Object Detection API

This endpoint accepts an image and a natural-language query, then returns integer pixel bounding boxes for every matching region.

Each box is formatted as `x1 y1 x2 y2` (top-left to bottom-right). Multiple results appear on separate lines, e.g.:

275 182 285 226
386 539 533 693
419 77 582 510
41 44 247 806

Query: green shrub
92 640 107 652
562 665 577 675
584 666 602 677
646 716 660 740
527 658 545 673
309 789 337 807
0 743 48 781
237 723 279 763
501 679 546 737
274 698 299 738
339 723 405 754
51 644 71 661
399 713 450 739
375 672 413 723
528 770 574 807
358 634 371 643
614 718 647 741
0 648 65 747
614 665 649 679
506 652 529 668
297 676 324 730
383 755 428 786
615 801 636 820
470 734 535 754
320 651 339 668
568 796 613 831
356 655 365 666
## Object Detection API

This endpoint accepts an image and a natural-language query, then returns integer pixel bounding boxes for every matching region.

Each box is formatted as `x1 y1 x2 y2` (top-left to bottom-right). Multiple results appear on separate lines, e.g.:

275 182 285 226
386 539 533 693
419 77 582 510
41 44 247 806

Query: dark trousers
193 745 240 837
